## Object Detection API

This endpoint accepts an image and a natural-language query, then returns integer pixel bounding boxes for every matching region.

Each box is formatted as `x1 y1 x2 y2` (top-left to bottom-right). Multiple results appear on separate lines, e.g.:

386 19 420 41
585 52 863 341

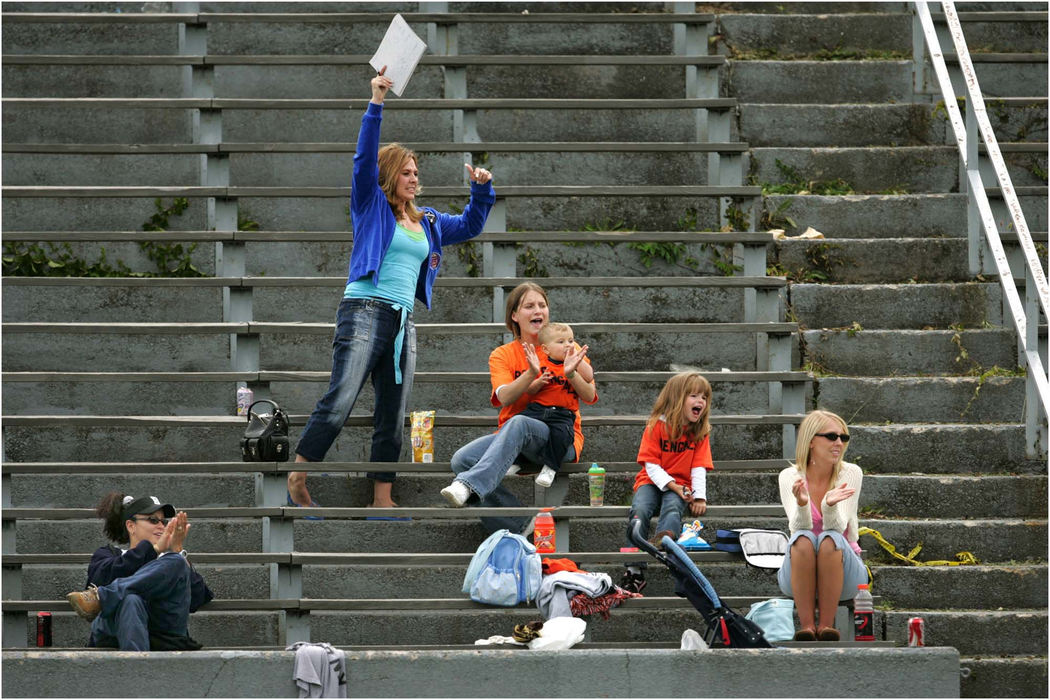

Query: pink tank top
809 500 862 555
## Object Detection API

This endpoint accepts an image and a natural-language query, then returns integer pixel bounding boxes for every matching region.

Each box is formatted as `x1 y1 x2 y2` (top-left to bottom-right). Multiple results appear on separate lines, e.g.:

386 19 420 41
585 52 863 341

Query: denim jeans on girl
89 553 190 651
451 414 575 535
627 483 688 548
296 298 416 482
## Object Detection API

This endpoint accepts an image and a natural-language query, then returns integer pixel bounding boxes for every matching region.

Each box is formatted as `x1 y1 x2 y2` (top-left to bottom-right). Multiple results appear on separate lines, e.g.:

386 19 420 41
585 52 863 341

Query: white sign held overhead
369 14 428 97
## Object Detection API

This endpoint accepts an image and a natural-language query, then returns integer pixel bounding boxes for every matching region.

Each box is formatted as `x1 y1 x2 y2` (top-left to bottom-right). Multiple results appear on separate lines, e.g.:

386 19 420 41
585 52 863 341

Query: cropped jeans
89 553 190 651
777 529 869 601
451 414 575 535
296 298 416 482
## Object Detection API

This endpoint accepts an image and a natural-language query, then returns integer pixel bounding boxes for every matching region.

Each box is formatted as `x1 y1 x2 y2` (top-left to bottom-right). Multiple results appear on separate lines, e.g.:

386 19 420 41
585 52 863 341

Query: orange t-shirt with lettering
633 418 713 491
488 341 597 462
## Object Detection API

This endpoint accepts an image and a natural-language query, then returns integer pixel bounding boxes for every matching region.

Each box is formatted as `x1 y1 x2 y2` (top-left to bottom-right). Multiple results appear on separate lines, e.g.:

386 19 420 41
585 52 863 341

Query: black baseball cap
122 495 176 522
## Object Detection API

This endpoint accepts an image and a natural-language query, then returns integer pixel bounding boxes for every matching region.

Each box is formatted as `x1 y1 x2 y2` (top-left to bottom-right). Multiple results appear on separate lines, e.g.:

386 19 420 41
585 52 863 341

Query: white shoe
440 480 471 507
506 463 522 476
535 466 557 488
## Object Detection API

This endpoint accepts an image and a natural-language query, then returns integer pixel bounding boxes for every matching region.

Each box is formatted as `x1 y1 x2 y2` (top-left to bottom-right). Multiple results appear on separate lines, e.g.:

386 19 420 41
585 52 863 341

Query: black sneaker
619 570 647 594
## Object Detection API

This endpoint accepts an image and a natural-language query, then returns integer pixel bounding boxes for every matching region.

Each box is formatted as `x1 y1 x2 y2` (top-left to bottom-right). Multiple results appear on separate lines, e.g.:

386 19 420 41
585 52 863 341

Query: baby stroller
628 517 772 648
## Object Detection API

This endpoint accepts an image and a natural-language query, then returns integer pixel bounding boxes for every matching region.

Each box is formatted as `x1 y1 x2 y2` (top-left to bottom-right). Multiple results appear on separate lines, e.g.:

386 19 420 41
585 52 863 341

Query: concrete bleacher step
2 181 759 231
5 459 1045 511
817 376 1028 423
801 327 1043 376
728 57 1045 104
1 320 796 373
7 509 1046 564
789 282 1006 329
762 192 1048 239
0 229 777 278
1 276 786 324
2 9 715 57
753 145 1047 190
717 9 1048 55
6 465 1045 519
0 419 795 463
5 599 1044 653
3 54 730 100
0 420 1037 469
740 100 1048 147
0 647 965 699
1 97 736 143
1 368 804 416
3 141 750 187
776 236 1047 284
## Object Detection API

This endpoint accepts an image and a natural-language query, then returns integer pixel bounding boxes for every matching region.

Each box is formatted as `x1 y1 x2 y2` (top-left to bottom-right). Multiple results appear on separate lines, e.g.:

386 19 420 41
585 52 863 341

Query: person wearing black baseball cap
65 492 213 650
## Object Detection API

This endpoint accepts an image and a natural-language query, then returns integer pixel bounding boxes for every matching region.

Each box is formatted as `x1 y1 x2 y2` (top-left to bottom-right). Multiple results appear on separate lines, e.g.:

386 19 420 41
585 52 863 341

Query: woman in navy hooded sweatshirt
288 67 495 509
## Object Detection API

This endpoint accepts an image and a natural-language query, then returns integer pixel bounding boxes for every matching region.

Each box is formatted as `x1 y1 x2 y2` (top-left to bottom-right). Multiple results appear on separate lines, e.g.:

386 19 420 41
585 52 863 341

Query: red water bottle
853 583 875 641
534 508 556 554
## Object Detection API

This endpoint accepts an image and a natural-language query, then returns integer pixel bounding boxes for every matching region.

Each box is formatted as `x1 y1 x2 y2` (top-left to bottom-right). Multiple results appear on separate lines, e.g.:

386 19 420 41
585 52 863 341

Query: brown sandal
793 627 817 641
817 627 841 642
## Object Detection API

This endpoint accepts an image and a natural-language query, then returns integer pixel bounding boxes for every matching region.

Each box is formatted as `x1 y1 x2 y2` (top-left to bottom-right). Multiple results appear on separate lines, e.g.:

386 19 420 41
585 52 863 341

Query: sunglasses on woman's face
133 516 168 526
815 432 850 443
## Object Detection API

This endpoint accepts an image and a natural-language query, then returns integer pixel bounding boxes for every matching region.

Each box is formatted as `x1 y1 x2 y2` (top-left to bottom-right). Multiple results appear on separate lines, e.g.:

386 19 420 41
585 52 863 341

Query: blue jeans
627 483 687 548
777 530 869 601
451 414 575 535
296 298 416 482
89 553 191 651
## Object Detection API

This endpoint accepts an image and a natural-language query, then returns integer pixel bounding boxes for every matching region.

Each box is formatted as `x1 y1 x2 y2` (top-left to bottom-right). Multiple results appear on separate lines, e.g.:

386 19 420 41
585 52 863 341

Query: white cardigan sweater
777 462 863 544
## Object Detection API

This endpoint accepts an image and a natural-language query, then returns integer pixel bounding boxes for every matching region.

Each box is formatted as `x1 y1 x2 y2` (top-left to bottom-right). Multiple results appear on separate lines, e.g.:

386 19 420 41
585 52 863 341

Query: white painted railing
914 0 1048 458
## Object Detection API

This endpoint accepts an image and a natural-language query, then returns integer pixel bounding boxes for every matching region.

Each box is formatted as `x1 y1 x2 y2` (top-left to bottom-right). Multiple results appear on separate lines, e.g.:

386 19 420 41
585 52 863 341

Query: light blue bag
744 598 795 642
462 529 541 606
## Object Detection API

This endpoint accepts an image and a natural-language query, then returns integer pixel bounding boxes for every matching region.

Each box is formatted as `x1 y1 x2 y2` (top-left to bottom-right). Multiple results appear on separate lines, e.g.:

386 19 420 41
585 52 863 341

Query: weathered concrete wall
1 647 963 698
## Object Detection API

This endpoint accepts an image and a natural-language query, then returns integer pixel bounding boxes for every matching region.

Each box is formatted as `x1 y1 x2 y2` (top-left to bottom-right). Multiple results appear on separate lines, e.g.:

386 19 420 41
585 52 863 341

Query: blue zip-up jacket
349 101 496 308
86 541 213 613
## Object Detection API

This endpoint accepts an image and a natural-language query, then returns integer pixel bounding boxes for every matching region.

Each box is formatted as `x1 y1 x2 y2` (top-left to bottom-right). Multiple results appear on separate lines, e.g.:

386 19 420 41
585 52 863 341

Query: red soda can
907 616 925 647
36 612 53 647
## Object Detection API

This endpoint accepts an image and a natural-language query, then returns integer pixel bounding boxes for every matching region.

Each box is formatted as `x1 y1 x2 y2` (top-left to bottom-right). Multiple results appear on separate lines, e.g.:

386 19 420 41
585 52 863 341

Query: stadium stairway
1 2 1046 697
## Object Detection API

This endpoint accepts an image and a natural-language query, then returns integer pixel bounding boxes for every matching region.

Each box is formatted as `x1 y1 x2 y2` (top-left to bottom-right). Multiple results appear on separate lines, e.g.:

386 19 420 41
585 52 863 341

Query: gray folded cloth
536 571 612 619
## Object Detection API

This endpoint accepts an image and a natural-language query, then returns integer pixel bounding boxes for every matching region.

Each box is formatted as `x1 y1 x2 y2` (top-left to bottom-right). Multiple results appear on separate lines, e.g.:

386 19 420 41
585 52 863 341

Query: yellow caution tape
858 526 979 567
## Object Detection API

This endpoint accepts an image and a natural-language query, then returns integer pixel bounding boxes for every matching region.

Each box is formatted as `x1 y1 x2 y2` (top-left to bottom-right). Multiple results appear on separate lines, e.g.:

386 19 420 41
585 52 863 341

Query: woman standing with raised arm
288 67 495 510
777 409 867 642
441 282 597 534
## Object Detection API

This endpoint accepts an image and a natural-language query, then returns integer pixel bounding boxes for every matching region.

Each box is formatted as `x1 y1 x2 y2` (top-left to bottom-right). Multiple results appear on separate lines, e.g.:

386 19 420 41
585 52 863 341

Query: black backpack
240 399 290 462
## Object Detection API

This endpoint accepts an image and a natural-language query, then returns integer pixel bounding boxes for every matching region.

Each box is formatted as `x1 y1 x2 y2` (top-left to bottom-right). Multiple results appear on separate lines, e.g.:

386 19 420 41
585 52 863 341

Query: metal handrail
913 0 1048 458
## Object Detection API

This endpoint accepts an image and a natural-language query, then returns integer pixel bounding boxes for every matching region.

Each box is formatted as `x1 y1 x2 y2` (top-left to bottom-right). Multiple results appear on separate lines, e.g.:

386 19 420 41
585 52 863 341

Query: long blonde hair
647 372 712 442
793 409 849 483
377 143 423 224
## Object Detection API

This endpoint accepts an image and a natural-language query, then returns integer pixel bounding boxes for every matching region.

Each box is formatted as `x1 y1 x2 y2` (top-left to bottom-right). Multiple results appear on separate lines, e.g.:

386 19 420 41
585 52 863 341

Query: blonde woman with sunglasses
777 410 866 642
65 492 213 650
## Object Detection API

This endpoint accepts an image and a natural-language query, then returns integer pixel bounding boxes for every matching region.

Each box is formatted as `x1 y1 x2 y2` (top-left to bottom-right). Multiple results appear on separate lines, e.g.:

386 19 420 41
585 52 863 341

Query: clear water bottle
853 583 875 641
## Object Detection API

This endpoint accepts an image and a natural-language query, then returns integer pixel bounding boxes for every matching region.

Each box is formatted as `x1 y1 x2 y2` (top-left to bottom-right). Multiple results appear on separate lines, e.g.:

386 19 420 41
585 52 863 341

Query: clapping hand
562 343 589 376
791 478 810 507
825 482 856 506
523 343 551 394
156 512 190 554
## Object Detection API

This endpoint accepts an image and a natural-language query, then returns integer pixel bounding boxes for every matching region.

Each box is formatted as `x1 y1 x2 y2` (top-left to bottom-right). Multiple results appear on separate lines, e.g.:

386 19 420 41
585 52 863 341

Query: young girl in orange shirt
621 372 714 593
